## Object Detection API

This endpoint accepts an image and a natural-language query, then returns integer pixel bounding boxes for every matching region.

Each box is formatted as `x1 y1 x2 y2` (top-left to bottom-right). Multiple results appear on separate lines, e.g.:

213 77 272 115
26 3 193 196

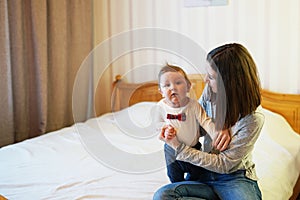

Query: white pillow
105 102 158 139
253 108 300 200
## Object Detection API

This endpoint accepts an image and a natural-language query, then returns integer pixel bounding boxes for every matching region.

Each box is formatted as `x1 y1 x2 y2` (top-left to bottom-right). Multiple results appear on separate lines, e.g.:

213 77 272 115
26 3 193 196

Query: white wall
93 0 300 107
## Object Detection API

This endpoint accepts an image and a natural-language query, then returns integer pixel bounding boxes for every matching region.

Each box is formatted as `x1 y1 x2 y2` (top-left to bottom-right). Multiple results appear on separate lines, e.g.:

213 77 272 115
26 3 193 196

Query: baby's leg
164 143 185 182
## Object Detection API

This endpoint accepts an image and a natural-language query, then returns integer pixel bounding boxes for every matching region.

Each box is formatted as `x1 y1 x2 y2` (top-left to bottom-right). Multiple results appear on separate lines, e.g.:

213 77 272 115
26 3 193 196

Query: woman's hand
213 129 231 151
159 125 181 149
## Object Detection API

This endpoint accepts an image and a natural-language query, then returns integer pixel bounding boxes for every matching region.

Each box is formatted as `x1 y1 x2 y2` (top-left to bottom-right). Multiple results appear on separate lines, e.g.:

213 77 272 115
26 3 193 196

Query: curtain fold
0 0 93 147
0 0 14 146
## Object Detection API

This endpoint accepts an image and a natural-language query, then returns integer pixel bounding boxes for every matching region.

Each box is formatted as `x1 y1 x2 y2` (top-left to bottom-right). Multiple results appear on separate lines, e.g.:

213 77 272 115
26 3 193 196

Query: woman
153 43 264 200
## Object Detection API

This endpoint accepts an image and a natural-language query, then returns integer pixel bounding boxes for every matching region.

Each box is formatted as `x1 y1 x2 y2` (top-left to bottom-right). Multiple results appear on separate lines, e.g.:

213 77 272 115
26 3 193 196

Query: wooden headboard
112 74 300 134
261 90 300 134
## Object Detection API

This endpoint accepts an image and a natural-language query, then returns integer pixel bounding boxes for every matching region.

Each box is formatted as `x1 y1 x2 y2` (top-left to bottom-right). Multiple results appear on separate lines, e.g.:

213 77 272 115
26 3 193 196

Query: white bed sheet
0 102 300 200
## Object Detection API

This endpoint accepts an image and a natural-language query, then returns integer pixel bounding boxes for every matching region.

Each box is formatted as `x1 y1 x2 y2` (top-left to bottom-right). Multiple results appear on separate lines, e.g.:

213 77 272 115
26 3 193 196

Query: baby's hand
213 129 231 151
158 125 181 150
164 125 176 140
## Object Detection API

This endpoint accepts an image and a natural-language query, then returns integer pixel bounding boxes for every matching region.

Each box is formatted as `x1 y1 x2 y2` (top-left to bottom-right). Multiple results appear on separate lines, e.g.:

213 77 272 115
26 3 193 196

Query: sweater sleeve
176 110 265 174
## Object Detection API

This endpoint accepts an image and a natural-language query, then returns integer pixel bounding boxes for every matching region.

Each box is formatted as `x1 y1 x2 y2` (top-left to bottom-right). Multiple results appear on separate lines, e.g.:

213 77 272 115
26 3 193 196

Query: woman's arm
163 111 264 174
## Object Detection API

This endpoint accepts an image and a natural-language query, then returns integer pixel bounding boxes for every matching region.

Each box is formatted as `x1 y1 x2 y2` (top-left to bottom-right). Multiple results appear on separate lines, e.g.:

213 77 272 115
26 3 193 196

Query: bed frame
112 74 300 200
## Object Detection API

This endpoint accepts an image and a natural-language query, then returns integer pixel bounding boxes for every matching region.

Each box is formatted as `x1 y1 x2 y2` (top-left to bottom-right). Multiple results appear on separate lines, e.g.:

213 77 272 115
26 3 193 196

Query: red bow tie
167 113 186 121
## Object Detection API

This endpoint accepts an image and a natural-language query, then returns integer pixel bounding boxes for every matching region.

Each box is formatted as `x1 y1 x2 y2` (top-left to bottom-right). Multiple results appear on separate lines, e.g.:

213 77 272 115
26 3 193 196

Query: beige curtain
0 0 93 147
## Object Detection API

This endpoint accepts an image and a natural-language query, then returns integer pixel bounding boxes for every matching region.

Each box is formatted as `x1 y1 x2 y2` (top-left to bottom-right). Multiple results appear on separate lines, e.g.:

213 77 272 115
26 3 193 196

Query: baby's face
159 71 190 108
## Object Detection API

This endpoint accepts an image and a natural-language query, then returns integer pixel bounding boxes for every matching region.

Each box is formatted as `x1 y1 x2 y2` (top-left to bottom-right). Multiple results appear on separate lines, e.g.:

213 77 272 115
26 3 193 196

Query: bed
0 74 300 200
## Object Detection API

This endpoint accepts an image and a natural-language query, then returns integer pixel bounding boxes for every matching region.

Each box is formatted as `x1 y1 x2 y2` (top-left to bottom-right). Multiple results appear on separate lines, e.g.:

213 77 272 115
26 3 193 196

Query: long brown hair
207 43 261 130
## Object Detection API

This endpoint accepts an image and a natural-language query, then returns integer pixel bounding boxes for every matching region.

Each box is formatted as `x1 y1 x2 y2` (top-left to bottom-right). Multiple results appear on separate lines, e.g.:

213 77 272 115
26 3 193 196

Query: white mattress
1 102 300 200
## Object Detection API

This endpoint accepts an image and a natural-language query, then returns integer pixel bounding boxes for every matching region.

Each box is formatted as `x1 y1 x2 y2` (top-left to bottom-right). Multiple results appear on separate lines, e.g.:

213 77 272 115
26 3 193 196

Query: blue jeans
164 143 203 183
153 169 262 200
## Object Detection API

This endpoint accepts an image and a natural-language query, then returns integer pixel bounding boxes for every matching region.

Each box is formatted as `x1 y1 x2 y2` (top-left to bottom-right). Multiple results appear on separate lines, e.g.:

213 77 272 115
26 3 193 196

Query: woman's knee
153 184 175 200
153 181 219 200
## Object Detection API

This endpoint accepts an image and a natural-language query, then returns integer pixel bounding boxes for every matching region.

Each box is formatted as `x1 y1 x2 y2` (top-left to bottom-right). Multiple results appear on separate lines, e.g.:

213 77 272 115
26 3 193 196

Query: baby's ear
187 83 192 91
158 88 164 97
